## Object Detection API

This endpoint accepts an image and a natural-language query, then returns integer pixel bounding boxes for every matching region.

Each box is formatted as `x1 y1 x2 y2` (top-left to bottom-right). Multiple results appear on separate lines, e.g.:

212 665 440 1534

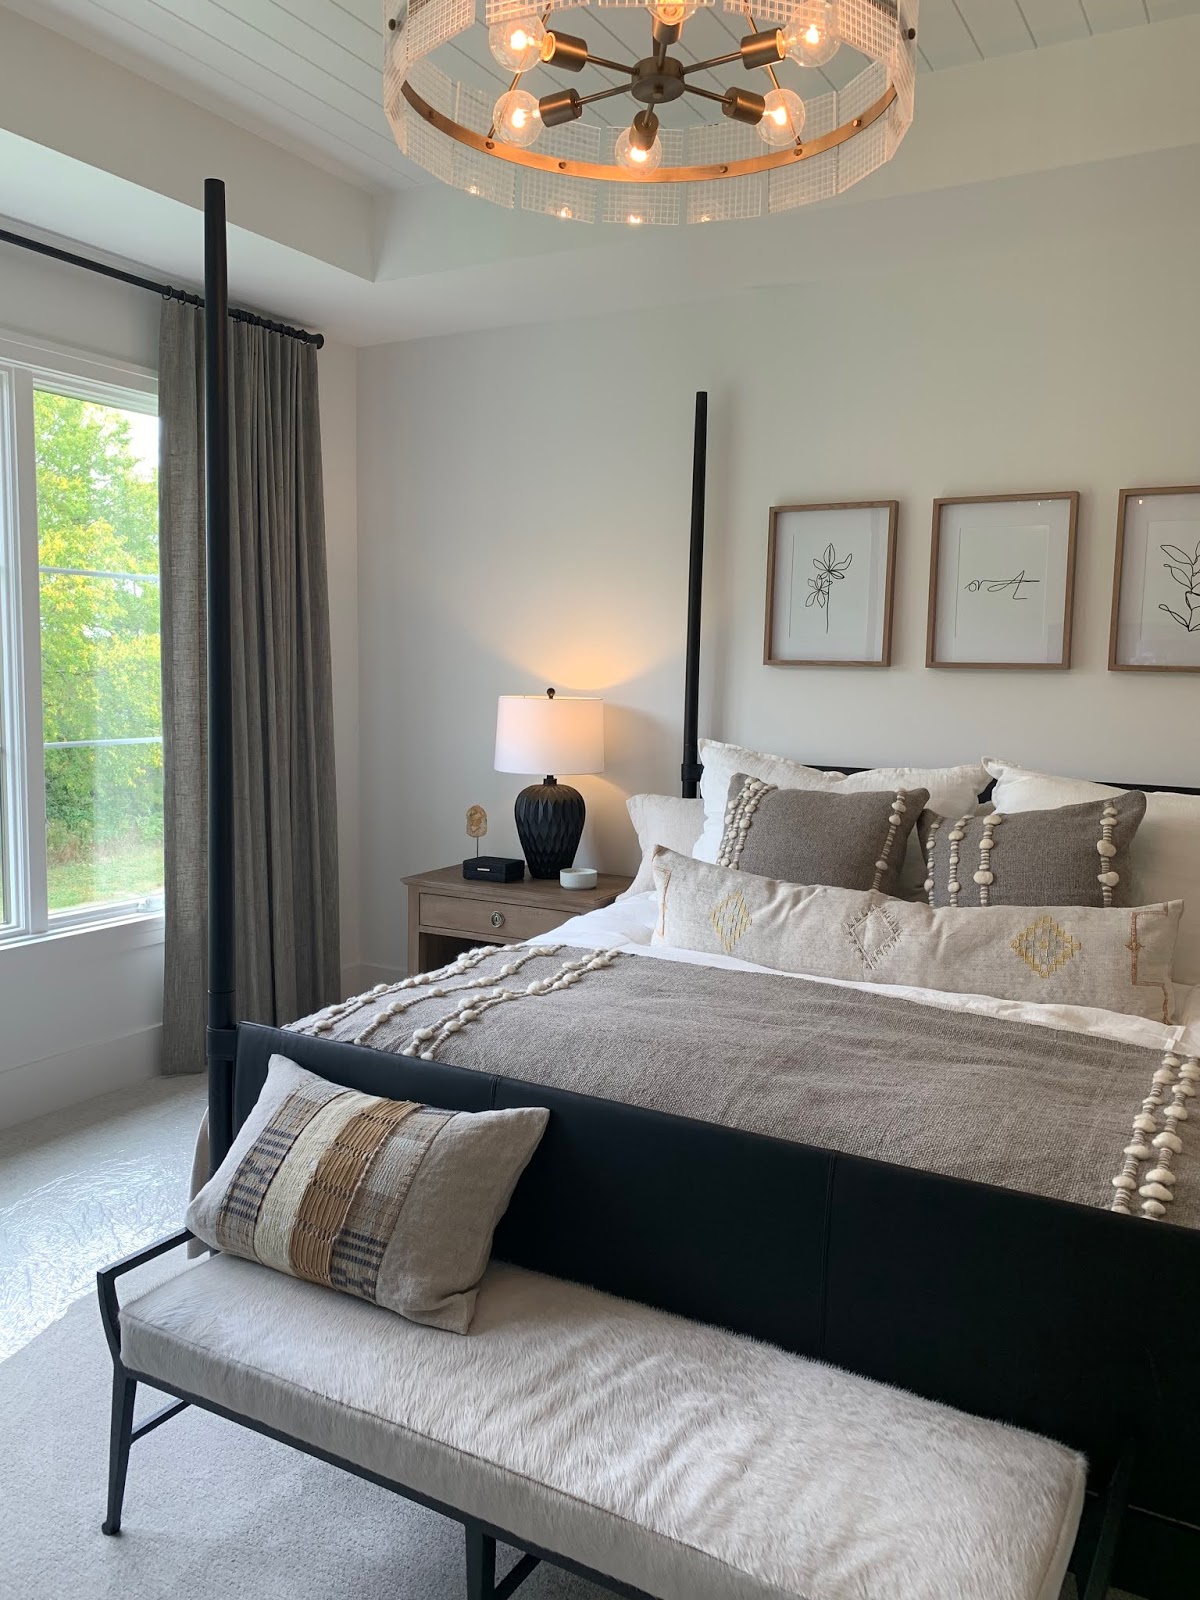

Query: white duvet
534 890 1200 1057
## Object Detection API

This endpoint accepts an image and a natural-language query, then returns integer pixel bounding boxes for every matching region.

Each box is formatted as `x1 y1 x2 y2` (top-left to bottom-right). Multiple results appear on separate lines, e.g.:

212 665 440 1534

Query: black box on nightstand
462 856 525 883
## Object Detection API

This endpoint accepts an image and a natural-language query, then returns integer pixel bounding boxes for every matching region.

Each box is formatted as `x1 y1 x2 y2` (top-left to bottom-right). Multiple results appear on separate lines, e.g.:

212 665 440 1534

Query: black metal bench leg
102 1366 136 1535
466 1521 497 1598
1080 1448 1135 1600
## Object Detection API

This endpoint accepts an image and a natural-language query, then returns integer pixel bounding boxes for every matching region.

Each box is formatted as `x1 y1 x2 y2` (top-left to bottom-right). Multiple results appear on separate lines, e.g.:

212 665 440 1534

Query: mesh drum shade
495 696 605 777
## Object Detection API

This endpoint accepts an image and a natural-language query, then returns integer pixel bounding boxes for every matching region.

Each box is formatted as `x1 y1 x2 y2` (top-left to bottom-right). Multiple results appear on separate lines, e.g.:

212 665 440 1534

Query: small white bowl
560 866 597 890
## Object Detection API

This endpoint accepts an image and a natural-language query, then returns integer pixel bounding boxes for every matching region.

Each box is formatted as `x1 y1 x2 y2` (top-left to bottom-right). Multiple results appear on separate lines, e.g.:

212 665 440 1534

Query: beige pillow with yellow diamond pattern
651 847 1181 1022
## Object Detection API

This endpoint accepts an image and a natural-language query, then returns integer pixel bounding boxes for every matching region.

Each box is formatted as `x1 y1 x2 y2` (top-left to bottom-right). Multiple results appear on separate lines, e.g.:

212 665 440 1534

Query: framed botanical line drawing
764 501 897 667
1109 486 1200 673
927 492 1079 669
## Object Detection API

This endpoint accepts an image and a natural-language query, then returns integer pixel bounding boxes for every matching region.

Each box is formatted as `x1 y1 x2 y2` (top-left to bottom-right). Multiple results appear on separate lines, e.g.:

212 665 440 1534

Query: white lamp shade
495 694 604 777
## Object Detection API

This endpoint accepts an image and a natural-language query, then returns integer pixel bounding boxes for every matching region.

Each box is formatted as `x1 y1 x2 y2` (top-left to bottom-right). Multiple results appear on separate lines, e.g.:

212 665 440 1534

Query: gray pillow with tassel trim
718 775 928 897
916 791 1146 909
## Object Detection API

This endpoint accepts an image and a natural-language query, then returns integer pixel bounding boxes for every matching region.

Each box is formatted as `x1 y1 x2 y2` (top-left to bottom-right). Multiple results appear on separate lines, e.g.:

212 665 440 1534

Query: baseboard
350 962 405 990
339 962 378 995
0 1024 162 1130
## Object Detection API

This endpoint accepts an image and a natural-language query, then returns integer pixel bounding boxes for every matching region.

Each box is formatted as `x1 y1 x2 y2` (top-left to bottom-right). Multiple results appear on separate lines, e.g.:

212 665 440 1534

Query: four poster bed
103 181 1200 1597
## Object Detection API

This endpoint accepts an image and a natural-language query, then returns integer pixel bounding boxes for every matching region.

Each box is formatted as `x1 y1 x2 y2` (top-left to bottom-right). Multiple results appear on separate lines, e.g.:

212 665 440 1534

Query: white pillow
621 792 705 897
694 741 988 885
984 758 1200 986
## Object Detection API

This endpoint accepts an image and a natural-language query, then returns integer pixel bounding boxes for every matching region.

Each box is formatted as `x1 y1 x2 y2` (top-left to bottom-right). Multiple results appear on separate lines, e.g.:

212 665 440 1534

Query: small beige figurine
466 805 488 858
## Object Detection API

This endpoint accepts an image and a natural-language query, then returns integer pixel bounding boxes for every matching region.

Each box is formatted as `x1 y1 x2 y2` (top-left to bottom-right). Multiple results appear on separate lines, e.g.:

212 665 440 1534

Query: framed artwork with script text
927 492 1079 669
1109 486 1200 673
764 501 897 667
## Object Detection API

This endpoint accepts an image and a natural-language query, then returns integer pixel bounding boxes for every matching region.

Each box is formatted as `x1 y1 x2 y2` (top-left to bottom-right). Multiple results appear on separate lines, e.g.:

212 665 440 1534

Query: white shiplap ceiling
4 0 1198 194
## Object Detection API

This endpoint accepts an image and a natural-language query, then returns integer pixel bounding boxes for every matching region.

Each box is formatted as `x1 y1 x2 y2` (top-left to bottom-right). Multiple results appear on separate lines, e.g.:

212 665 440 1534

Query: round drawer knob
490 911 505 929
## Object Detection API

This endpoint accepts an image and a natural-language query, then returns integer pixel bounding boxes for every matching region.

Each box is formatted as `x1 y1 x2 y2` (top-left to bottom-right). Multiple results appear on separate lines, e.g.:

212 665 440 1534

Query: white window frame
0 331 161 943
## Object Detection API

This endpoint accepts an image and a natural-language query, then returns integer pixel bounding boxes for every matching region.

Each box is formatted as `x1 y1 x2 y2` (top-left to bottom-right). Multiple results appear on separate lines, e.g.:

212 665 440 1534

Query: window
0 336 161 939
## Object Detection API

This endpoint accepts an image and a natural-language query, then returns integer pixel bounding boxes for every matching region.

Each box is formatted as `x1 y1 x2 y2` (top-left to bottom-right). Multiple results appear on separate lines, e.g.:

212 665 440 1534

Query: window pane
43 742 163 912
0 365 14 927
34 390 162 916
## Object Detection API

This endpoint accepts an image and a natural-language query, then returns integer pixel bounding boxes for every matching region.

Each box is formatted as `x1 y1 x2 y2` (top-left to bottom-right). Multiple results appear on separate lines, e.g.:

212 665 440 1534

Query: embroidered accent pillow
651 848 1181 1022
187 1055 548 1334
718 776 928 897
916 792 1146 910
984 758 1200 988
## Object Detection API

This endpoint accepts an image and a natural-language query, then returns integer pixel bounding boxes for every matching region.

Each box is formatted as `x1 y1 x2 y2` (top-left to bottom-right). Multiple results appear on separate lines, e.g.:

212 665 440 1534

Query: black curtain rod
0 224 324 349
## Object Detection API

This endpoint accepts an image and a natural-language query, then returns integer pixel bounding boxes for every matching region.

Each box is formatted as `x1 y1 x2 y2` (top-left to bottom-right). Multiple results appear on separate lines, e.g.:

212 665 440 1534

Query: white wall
0 243 361 1125
356 145 1200 978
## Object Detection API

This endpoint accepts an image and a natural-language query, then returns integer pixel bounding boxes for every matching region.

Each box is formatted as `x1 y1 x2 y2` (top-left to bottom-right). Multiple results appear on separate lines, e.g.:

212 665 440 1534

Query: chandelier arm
583 53 638 75
680 52 742 76
685 84 735 105
576 83 639 107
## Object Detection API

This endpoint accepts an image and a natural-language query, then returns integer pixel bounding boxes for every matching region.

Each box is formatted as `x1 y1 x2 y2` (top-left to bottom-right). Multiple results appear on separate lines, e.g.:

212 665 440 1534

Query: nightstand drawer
419 893 564 943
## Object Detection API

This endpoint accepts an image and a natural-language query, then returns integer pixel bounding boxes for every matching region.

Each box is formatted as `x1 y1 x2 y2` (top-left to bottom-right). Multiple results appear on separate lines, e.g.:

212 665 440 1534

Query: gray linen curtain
158 299 340 1075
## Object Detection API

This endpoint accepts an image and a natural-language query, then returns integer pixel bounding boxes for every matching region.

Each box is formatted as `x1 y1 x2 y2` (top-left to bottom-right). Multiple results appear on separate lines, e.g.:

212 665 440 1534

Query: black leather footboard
227 1021 1200 1598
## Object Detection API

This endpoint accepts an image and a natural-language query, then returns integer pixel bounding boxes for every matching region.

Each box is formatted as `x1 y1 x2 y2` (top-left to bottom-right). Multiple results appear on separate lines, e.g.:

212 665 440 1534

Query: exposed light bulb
488 15 547 72
757 87 806 148
627 213 645 226
650 1 697 25
615 125 663 174
557 205 573 219
493 89 542 148
783 1 840 68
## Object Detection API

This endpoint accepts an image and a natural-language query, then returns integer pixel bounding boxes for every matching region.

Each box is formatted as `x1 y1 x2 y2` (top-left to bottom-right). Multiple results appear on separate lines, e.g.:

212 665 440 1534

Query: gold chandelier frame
400 77 896 185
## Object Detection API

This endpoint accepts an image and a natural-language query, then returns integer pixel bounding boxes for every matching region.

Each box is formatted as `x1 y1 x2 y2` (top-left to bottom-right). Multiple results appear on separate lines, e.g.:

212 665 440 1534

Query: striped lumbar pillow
187 1055 548 1333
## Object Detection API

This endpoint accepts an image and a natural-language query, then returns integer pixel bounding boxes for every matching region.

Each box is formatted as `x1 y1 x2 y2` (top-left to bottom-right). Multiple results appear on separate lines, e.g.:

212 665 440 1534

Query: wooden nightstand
403 865 634 976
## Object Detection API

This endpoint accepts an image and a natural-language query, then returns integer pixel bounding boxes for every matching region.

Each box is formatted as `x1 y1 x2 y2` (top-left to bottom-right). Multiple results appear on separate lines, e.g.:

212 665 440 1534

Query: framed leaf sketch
927 492 1078 669
1109 486 1200 673
764 501 897 667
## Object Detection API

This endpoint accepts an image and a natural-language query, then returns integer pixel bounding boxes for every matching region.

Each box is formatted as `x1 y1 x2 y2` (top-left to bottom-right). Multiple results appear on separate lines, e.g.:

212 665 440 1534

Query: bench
97 1232 1123 1600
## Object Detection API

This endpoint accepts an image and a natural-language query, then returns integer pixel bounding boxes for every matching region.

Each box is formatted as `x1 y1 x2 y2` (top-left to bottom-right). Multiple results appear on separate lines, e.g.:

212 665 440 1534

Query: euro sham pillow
718 776 928 897
984 758 1200 986
621 792 706 898
651 847 1181 1022
917 791 1146 910
187 1054 548 1334
693 739 986 877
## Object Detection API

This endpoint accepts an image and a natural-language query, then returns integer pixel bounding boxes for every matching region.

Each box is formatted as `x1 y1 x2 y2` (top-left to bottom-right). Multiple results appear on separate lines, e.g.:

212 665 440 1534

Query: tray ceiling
4 0 1198 193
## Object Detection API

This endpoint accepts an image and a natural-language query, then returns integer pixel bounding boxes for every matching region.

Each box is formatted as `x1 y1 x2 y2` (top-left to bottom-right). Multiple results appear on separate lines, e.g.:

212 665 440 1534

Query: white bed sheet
533 891 1200 1056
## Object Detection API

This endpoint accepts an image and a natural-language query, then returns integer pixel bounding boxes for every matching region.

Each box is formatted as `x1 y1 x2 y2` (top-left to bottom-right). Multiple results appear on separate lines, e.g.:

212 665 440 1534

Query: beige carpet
0 1281 606 1599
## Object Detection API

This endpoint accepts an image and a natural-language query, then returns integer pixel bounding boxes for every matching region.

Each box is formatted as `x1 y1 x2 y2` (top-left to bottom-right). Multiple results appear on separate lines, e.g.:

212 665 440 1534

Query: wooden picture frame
1109 485 1200 674
764 500 897 668
926 491 1079 670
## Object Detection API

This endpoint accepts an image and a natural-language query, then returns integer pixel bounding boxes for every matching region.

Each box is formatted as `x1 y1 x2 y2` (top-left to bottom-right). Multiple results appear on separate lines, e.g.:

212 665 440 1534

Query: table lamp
495 689 604 878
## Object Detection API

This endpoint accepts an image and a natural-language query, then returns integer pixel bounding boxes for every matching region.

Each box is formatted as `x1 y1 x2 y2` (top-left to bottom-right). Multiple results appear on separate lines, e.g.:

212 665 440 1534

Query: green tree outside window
34 390 163 912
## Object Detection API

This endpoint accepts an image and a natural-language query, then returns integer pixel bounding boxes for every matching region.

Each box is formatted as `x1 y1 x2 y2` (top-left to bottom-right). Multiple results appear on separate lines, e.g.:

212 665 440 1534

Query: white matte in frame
929 494 1078 669
765 502 897 667
1111 488 1200 673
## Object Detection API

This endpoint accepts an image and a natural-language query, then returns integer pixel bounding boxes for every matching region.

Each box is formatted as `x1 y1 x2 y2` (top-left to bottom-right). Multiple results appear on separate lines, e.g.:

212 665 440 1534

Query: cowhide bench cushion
120 1256 1084 1600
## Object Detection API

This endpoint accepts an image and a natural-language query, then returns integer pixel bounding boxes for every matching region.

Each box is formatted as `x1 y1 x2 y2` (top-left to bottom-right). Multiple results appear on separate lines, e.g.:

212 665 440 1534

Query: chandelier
384 0 918 226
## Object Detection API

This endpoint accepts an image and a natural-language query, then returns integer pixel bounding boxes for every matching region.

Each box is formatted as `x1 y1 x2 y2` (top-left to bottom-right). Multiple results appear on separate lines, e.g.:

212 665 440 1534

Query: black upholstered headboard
804 763 1200 803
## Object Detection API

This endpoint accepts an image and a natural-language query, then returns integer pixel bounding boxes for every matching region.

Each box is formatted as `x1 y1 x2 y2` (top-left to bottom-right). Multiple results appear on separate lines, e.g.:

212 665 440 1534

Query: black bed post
204 177 237 1173
681 390 707 799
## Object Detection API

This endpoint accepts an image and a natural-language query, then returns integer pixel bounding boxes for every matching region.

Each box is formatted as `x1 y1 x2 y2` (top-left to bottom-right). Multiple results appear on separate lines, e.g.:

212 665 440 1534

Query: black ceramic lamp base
514 777 585 879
